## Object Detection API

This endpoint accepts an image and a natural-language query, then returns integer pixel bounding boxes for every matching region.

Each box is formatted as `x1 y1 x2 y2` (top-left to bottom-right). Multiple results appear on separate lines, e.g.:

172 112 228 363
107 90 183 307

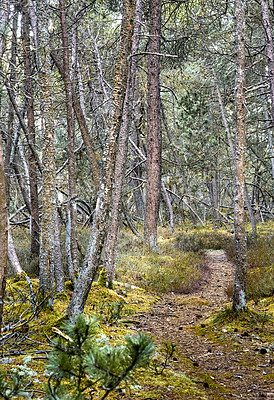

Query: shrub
0 314 154 400
175 230 233 253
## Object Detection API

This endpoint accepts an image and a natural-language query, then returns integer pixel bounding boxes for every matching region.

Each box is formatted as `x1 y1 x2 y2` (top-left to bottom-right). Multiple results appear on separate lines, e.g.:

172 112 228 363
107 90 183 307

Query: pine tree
46 314 154 399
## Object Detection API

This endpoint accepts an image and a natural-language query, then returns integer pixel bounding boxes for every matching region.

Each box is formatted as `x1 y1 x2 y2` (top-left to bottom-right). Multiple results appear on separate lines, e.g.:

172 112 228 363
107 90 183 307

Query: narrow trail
137 250 274 400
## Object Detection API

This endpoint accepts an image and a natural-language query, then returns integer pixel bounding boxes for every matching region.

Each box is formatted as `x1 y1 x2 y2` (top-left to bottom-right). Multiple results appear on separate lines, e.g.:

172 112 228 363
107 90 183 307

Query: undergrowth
116 228 205 293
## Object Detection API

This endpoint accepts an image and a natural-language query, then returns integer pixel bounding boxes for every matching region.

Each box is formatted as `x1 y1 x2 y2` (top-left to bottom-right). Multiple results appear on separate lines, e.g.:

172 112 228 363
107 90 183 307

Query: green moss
65 280 74 292
133 368 208 399
192 372 228 392
55 291 68 301
98 267 107 287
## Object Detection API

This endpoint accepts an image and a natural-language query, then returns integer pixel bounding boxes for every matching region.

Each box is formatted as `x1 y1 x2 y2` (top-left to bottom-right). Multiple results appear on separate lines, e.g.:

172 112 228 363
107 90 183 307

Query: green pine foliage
46 314 154 400
0 314 154 400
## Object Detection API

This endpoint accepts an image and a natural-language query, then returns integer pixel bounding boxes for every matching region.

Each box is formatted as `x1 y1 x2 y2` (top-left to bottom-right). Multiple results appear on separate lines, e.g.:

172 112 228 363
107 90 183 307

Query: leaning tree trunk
0 134 7 334
66 0 137 316
233 0 247 312
104 0 142 288
144 0 162 251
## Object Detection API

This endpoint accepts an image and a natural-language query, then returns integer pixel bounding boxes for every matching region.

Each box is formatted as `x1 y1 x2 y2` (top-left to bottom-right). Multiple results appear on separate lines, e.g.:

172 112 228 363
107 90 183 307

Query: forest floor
135 250 274 400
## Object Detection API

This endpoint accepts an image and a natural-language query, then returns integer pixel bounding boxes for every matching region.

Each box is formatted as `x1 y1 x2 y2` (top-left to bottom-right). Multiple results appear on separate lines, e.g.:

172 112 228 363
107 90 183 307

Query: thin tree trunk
54 209 65 293
260 0 274 179
144 0 162 250
211 63 256 233
0 134 8 334
161 182 174 233
8 226 23 276
67 0 136 316
233 0 247 312
5 6 18 212
104 0 142 288
22 2 40 256
50 50 100 189
39 69 56 309
59 0 78 283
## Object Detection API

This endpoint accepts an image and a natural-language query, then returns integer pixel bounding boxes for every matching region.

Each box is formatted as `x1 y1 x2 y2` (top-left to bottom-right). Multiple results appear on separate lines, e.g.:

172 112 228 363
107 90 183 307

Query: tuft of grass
117 251 205 293
211 306 272 330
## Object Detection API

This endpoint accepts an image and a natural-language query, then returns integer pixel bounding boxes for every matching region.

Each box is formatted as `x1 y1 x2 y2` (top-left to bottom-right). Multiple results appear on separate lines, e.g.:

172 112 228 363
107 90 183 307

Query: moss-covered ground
1 223 273 399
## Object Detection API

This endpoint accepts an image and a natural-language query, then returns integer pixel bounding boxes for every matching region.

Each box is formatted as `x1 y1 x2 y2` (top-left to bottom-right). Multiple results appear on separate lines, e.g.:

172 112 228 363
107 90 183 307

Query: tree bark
54 209 65 293
0 134 8 334
0 0 9 58
59 0 78 283
38 69 56 309
211 62 256 233
144 0 162 250
22 2 40 257
50 49 100 189
233 0 247 312
67 0 136 316
260 0 274 179
104 0 142 288
8 226 23 276
37 0 57 306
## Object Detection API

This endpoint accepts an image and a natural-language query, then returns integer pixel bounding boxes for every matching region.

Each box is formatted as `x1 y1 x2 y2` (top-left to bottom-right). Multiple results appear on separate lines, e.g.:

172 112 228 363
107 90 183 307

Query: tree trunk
211 62 256 233
39 69 56 309
37 0 57 306
0 134 8 334
67 0 136 316
104 0 142 288
144 0 162 251
54 209 65 293
22 2 40 257
233 0 247 312
59 0 78 283
260 0 274 179
50 49 100 189
8 226 23 276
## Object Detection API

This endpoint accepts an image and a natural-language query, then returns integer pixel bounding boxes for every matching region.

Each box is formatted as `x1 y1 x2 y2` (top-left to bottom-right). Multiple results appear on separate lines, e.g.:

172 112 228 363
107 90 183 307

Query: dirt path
137 250 274 400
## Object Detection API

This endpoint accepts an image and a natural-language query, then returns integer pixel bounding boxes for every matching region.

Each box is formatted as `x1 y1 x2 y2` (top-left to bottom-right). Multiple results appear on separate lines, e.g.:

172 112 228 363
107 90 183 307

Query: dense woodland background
0 0 273 312
0 0 274 398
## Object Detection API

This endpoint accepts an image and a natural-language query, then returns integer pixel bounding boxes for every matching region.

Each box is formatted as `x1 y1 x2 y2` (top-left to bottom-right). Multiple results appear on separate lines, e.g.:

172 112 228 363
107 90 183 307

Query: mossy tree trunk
233 0 247 312
0 134 8 334
67 0 136 316
37 0 57 309
104 0 142 288
144 0 162 251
